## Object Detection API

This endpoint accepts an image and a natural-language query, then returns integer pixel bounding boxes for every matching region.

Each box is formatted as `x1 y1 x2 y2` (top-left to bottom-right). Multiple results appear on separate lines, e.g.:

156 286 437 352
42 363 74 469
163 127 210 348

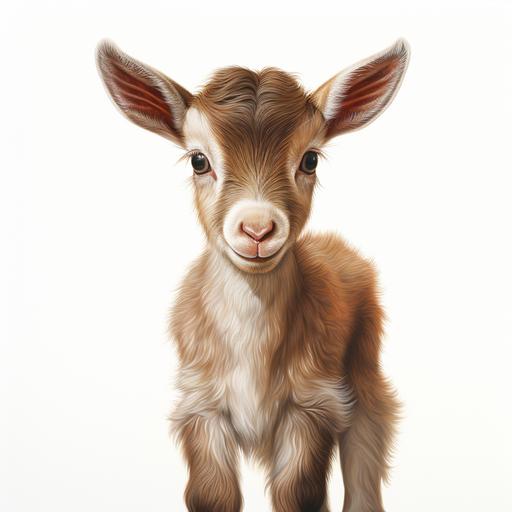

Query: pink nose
241 221 274 242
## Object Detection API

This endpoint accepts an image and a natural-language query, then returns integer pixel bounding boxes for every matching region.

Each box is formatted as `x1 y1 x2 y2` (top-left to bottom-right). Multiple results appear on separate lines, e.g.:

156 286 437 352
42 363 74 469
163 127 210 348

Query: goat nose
241 220 274 242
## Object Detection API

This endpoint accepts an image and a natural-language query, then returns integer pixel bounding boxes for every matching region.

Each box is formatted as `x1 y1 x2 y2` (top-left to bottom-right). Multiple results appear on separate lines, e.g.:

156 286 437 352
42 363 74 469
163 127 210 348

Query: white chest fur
204 257 270 445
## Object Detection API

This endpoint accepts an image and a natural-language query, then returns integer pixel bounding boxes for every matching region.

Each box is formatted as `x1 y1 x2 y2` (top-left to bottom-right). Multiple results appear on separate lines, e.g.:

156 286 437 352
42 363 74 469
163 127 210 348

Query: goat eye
191 153 211 174
300 151 318 174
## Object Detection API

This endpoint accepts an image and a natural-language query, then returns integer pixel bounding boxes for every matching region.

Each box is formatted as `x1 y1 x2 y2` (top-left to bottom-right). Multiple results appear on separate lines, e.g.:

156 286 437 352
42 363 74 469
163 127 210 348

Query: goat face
97 40 409 273
183 68 324 273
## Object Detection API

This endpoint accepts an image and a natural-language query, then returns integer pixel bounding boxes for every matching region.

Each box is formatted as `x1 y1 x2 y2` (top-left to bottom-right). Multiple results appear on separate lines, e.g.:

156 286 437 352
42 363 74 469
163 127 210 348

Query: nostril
241 221 274 242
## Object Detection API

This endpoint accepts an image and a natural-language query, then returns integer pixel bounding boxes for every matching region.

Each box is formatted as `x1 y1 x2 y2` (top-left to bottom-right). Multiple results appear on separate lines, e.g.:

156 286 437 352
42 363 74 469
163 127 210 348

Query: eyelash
178 149 202 165
179 148 326 167
307 147 326 160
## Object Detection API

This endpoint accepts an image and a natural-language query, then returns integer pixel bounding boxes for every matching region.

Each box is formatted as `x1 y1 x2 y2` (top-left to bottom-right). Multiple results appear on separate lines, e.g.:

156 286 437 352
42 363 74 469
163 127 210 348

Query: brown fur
171 235 398 511
97 39 409 511
193 67 322 243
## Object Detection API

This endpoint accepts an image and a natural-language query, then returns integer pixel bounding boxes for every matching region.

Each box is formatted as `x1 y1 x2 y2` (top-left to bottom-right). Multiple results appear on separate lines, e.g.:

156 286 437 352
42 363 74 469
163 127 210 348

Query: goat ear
96 40 192 146
312 39 410 140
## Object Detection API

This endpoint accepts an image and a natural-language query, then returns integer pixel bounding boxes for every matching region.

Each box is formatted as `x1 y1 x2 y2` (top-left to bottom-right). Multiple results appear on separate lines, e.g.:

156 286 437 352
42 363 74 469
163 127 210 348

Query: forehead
187 67 324 166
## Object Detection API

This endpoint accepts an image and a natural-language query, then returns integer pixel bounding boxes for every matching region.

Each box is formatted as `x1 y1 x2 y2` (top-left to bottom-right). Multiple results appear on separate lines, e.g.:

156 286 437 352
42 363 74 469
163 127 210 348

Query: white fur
204 252 269 445
182 107 226 189
271 409 304 480
223 199 290 260
206 414 237 466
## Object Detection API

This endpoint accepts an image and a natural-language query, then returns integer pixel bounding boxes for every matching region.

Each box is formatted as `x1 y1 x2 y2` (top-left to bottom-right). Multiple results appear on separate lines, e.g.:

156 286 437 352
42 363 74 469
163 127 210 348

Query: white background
2 1 512 510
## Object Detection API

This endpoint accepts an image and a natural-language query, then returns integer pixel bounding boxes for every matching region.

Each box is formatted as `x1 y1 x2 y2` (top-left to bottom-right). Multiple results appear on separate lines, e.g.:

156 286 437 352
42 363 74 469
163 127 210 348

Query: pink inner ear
108 60 176 132
327 56 402 137
342 62 397 108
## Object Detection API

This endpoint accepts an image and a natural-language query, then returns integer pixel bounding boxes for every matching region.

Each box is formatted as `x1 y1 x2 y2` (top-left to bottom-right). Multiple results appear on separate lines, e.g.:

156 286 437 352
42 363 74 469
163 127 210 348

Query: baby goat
97 39 410 512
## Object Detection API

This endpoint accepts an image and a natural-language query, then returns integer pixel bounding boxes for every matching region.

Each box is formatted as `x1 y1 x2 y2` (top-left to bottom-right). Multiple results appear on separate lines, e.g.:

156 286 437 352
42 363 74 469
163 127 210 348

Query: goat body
172 234 397 511
97 39 409 511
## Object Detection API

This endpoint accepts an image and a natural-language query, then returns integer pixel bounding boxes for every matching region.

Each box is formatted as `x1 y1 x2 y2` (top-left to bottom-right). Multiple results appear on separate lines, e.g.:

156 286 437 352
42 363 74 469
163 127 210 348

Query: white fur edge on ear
95 39 191 143
322 38 410 130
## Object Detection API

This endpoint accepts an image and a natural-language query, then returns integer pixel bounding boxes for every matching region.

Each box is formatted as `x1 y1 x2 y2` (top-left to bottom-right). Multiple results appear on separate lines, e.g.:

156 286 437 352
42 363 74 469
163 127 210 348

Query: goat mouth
229 246 282 263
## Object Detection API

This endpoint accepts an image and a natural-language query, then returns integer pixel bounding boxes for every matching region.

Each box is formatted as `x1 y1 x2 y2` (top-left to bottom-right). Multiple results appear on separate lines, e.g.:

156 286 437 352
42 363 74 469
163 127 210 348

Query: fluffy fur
97 38 410 511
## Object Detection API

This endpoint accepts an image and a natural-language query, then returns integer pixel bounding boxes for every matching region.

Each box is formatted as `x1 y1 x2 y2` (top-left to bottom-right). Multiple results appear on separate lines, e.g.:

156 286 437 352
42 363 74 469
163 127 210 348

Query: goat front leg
339 375 398 512
340 307 400 512
175 411 241 512
268 404 334 512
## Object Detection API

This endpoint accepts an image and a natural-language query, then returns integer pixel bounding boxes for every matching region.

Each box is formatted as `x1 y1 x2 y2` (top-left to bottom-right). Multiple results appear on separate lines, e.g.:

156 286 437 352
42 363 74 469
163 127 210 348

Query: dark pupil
304 151 318 171
191 153 207 171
